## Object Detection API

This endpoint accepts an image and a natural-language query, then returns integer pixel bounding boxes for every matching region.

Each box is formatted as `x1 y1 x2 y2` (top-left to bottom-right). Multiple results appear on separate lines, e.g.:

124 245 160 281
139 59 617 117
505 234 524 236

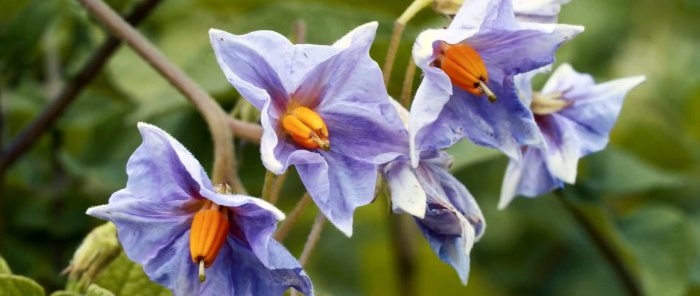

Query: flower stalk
77 0 250 188
382 0 432 85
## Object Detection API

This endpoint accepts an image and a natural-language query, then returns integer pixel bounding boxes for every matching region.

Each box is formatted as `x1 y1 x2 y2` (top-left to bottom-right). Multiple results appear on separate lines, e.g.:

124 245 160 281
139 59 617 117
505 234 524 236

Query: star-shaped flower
499 64 645 208
409 0 583 166
513 0 570 24
87 123 313 296
210 23 407 236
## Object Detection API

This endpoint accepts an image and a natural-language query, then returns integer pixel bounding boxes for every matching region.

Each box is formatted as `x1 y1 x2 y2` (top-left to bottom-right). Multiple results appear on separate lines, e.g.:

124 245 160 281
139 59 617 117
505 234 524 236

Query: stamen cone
436 42 497 102
189 208 230 268
282 106 330 150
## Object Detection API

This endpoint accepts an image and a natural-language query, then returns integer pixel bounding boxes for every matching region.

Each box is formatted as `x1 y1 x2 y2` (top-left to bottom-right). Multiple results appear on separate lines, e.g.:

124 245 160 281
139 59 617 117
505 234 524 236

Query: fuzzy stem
268 170 288 205
555 190 641 296
0 0 163 172
77 0 243 186
274 193 313 242
261 170 276 202
400 57 417 108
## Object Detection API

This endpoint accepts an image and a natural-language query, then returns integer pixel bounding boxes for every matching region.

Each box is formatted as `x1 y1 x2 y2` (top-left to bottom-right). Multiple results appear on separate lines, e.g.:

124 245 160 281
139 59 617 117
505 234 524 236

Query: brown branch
0 0 163 172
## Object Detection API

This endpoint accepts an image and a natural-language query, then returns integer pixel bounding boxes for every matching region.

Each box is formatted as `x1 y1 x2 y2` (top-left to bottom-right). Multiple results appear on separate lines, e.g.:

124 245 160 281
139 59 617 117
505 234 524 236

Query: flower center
530 91 570 115
189 201 230 282
281 106 330 150
434 42 497 102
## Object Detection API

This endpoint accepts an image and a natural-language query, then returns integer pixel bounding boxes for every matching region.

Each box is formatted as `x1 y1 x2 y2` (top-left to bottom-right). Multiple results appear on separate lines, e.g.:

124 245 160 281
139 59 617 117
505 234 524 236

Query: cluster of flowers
86 0 644 295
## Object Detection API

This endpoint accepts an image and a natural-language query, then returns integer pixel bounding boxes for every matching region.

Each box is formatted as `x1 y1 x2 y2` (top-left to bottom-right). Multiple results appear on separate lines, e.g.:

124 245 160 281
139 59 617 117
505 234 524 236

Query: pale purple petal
539 64 646 181
383 157 427 218
413 79 539 160
499 147 563 209
295 152 377 236
513 0 569 24
322 101 407 164
86 122 212 264
410 11 583 166
203 192 284 266
448 0 518 31
142 235 312 296
227 239 313 296
86 191 193 268
413 151 485 284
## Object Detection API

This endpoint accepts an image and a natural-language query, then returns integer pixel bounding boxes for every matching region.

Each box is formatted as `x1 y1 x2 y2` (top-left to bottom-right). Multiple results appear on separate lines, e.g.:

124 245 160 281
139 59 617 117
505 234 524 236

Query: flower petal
142 234 313 296
227 239 314 296
448 0 518 31
86 190 193 269
513 0 569 24
209 29 291 110
295 151 377 236
322 101 408 164
86 122 213 265
539 64 645 181
413 79 540 161
498 147 563 209
413 152 485 284
383 158 427 218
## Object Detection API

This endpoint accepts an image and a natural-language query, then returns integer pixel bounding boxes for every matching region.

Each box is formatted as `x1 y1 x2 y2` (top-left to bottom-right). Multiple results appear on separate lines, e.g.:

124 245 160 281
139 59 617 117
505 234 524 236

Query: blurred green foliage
1 0 700 295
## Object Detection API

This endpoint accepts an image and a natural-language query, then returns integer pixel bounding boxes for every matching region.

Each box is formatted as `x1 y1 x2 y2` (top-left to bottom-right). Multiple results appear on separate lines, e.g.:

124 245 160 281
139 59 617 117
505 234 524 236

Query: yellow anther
189 202 229 282
282 106 330 150
531 91 571 115
435 42 497 102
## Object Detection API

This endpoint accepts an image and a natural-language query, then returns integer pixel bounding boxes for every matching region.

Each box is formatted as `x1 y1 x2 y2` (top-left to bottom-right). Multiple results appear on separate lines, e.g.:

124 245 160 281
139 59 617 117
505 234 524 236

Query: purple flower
382 102 485 284
499 64 645 208
408 0 583 166
86 123 313 296
210 23 407 236
384 151 485 284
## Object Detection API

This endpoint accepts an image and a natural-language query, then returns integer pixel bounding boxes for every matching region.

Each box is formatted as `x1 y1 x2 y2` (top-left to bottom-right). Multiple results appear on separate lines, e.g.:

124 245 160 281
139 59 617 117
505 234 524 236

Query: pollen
282 106 330 150
189 202 230 282
435 42 497 102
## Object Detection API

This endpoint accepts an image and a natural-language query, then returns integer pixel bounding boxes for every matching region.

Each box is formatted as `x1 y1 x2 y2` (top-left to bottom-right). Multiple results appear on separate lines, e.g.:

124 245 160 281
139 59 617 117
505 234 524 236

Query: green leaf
0 274 45 296
0 255 11 274
620 206 695 296
584 147 685 194
49 291 82 296
94 253 171 296
86 284 115 296
447 139 501 172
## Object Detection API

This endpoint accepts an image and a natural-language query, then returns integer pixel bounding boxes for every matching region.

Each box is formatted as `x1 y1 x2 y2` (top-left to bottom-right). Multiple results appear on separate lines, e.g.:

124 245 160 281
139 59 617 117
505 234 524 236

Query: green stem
382 0 432 86
400 57 417 108
555 190 641 296
274 193 313 242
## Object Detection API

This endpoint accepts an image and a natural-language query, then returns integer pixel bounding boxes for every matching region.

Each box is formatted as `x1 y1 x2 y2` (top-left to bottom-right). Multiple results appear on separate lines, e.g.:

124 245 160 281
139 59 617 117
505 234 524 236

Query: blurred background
2 0 700 295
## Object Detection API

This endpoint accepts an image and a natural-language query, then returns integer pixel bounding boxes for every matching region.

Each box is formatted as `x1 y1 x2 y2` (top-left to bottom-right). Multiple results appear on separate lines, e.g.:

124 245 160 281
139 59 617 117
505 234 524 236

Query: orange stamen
281 106 330 150
435 42 497 102
189 202 230 282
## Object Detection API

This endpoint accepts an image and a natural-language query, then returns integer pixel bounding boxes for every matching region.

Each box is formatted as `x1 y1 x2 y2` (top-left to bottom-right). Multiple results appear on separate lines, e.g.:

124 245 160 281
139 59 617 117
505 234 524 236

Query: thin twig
555 190 641 296
77 0 252 187
388 211 418 296
0 0 163 172
292 20 306 44
261 170 276 202
382 21 404 85
299 212 326 265
267 170 288 205
274 193 313 242
400 57 417 108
